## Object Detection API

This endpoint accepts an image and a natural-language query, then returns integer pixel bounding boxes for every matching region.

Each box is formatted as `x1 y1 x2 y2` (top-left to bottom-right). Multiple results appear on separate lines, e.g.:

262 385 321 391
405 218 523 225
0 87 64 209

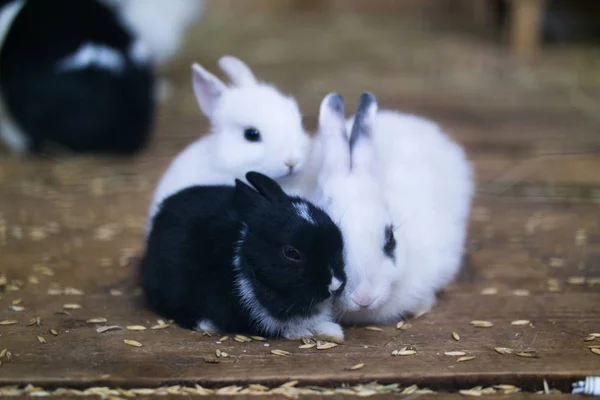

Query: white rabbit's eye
282 246 304 262
244 128 261 142
383 225 396 259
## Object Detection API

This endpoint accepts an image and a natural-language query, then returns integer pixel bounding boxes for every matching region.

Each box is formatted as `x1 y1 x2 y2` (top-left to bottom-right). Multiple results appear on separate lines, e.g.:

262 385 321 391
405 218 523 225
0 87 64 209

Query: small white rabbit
148 56 313 231
314 92 474 325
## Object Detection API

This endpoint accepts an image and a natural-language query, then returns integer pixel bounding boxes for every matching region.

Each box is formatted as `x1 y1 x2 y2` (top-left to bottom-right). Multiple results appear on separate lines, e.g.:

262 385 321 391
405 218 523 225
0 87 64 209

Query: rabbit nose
352 293 376 308
284 159 298 173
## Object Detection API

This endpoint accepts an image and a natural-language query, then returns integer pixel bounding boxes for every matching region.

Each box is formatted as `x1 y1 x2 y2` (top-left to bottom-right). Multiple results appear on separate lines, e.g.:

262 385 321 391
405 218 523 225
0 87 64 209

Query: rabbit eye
244 127 261 142
383 225 396 259
282 246 303 262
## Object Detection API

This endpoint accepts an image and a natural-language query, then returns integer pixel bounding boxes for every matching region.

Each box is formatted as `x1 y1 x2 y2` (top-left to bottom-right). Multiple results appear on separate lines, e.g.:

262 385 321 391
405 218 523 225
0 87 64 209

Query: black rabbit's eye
244 128 261 142
282 246 303 262
383 225 396 259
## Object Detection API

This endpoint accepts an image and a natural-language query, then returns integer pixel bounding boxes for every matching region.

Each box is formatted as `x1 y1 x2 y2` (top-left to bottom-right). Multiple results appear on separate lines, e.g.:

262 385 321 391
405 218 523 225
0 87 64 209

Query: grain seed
0 320 18 325
396 321 405 329
9 305 24 312
271 349 290 357
397 349 417 356
457 356 476 362
234 335 251 343
11 299 22 305
365 326 382 332
126 325 147 331
250 336 266 341
299 343 316 349
445 351 466 356
480 287 498 295
96 325 122 333
575 229 587 246
204 356 219 364
511 320 530 326
50 329 58 336
349 363 365 371
470 320 493 328
512 289 530 296
568 276 586 285
124 340 142 348
585 333 600 341
86 318 107 324
548 257 565 268
37 336 46 344
494 347 513 355
316 341 338 350
63 304 82 310
459 389 482 397
452 332 461 341
0 349 7 358
515 351 538 358
401 385 418 395
591 348 600 356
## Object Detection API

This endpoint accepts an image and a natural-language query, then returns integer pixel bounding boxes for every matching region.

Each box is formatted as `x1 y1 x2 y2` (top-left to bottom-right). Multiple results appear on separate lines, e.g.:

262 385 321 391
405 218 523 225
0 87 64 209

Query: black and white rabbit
0 0 155 154
141 171 347 342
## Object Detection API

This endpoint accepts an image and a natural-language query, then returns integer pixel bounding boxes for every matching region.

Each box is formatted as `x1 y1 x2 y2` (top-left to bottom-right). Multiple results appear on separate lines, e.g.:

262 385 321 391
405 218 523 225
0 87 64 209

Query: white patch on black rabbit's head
317 92 397 315
191 56 311 182
232 171 346 324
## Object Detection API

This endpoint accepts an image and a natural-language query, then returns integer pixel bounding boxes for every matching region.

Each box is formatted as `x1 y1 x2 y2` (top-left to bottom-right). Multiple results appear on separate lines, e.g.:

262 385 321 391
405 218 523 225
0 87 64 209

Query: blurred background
1 0 599 285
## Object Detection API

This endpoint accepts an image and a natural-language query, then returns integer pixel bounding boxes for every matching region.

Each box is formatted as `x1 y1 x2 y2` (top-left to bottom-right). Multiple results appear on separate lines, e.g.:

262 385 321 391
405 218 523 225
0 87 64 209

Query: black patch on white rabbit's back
0 0 155 154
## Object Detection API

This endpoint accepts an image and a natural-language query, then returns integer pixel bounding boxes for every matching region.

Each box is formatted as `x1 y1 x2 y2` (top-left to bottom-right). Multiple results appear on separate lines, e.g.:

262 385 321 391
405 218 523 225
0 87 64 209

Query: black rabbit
0 0 154 154
142 171 347 342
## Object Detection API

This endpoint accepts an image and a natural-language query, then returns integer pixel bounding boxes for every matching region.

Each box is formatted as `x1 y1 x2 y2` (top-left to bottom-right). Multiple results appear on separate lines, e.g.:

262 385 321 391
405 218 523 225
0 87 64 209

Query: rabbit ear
245 171 288 203
233 178 268 218
218 55 257 87
318 93 351 177
349 92 378 174
191 62 227 118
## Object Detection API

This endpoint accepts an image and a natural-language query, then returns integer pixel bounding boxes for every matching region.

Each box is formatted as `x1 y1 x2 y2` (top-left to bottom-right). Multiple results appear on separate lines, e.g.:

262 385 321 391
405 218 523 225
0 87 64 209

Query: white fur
103 0 204 66
308 93 474 325
231 222 343 341
57 43 125 73
128 39 152 66
292 202 315 225
329 277 343 293
0 117 28 153
0 0 24 52
0 0 28 154
195 320 217 332
147 56 311 232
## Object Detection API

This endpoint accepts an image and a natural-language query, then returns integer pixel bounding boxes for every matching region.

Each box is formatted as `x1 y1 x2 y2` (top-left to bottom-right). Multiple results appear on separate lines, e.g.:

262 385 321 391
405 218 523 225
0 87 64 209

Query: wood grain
1 4 599 395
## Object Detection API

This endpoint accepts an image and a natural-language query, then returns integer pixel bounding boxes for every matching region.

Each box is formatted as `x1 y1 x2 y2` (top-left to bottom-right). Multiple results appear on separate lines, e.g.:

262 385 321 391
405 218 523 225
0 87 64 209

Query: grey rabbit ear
245 171 288 203
349 92 378 173
318 93 351 177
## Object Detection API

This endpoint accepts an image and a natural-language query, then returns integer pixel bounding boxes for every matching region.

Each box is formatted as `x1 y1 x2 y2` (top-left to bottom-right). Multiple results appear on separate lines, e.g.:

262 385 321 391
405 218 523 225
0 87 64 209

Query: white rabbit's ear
191 62 227 118
318 93 350 177
218 55 257 87
349 92 378 174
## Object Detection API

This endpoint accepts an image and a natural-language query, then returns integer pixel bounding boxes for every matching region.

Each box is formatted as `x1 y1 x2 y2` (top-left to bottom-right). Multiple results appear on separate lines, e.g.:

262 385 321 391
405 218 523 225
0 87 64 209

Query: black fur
141 172 346 335
0 0 155 154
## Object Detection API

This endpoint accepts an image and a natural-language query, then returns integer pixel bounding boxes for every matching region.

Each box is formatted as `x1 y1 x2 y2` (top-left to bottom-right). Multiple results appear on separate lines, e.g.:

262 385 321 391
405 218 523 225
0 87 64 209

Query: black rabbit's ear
245 171 288 203
233 178 268 218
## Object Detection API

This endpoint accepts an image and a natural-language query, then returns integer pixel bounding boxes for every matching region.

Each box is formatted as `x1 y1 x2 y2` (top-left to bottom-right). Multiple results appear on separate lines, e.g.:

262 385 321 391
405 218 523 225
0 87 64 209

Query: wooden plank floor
1 6 600 398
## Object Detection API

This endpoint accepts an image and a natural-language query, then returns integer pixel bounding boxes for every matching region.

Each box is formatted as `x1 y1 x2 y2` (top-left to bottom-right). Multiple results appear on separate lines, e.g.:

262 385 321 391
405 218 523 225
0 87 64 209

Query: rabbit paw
312 321 344 343
281 326 315 341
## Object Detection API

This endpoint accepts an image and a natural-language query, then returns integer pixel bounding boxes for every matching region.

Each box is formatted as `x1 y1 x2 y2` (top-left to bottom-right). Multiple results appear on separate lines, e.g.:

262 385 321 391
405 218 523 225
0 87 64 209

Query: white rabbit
314 92 474 325
148 56 313 231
